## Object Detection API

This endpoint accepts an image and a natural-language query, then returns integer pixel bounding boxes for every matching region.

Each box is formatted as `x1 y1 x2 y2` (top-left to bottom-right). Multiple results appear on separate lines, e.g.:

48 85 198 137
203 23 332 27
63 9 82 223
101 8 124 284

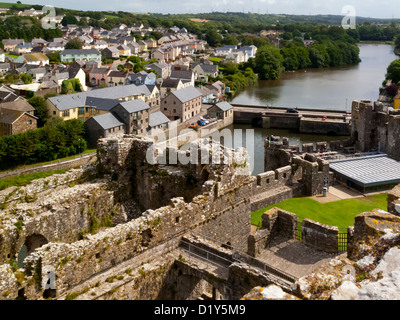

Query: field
0 2 30 8
251 193 388 232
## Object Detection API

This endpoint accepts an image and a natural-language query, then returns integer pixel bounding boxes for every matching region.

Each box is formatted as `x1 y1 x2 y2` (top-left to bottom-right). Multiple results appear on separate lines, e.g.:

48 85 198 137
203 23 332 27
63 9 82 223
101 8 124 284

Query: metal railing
179 238 233 270
338 233 348 252
185 230 297 285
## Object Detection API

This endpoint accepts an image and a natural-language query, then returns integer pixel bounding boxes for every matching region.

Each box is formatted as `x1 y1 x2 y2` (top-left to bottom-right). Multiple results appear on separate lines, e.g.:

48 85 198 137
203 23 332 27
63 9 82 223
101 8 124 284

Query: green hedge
0 118 87 170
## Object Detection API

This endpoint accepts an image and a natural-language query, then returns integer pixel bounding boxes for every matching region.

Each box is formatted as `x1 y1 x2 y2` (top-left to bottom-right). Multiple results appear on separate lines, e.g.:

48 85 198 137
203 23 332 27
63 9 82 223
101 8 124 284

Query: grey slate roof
85 97 120 111
118 99 150 113
172 86 202 103
149 111 170 128
170 70 193 80
215 101 233 112
48 84 153 111
197 64 218 73
61 49 101 56
89 112 125 130
329 155 400 187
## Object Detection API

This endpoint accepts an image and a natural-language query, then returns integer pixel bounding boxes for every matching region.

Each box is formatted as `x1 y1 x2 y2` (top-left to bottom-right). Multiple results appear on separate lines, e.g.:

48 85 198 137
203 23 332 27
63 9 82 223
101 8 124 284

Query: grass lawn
0 169 68 191
251 193 388 232
209 57 224 63
5 53 18 58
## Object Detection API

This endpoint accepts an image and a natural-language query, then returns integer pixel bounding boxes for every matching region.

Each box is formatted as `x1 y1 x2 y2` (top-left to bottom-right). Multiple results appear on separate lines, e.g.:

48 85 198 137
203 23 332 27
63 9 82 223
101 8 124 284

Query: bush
0 119 87 170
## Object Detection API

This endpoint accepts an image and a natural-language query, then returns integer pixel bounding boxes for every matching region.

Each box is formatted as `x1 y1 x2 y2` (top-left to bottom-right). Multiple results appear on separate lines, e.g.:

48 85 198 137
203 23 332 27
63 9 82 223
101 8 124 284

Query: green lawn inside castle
251 193 388 233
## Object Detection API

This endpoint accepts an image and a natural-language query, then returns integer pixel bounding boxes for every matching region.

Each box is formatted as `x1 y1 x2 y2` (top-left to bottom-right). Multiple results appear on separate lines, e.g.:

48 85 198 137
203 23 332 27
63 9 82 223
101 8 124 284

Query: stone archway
17 234 48 268
25 234 48 255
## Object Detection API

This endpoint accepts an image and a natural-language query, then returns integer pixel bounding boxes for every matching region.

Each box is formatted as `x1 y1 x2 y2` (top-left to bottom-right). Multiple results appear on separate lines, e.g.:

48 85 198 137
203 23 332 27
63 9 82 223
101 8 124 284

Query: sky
2 0 400 19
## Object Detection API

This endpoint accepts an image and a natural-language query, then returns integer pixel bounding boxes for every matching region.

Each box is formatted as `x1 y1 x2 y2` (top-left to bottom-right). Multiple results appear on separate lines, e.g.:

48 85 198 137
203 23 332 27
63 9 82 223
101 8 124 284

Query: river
224 44 398 175
231 43 397 111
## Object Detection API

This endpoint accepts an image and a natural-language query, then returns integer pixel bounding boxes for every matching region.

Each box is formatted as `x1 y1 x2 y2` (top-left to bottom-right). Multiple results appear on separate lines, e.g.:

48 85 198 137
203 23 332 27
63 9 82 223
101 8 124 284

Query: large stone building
0 100 37 136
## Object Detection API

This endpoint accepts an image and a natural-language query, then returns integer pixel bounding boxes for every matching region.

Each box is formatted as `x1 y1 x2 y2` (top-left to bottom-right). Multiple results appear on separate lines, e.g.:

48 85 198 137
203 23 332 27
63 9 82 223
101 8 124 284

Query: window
78 107 85 115
63 110 70 117
173 109 176 113
27 120 32 125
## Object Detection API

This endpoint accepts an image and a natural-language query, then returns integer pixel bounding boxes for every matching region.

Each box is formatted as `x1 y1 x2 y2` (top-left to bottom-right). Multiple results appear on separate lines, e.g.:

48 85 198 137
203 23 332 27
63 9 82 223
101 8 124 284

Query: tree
385 83 399 97
386 59 400 84
61 14 78 27
222 34 238 46
28 96 48 127
205 29 222 48
20 73 32 84
46 51 61 64
254 45 284 80
65 38 83 50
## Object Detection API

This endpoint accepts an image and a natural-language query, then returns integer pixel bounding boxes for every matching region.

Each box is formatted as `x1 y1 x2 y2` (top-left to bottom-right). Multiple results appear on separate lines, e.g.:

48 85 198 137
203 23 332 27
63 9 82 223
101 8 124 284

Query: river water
231 43 397 111
224 44 398 175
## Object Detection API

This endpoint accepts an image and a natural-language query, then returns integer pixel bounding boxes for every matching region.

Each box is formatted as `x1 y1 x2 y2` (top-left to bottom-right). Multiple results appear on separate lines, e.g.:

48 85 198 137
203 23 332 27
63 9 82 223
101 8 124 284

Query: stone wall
248 208 298 257
351 100 400 160
0 178 122 265
264 139 332 197
301 219 339 253
387 184 400 217
251 207 341 256
0 135 256 300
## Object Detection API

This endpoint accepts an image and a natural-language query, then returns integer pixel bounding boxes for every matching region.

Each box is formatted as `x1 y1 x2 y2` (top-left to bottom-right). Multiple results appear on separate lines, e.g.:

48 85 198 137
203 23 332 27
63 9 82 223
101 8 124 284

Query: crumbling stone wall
248 208 298 257
0 136 256 300
301 219 339 253
0 166 123 265
264 139 332 197
387 184 400 217
352 100 400 160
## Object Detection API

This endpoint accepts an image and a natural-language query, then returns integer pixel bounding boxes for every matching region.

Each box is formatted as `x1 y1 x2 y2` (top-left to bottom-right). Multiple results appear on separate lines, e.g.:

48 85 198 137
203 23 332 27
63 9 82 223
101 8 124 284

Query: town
0 2 400 304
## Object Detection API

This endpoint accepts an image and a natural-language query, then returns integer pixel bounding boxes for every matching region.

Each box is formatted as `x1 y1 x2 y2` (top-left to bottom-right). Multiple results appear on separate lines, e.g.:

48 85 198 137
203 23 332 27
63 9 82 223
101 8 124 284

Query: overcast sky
4 0 400 19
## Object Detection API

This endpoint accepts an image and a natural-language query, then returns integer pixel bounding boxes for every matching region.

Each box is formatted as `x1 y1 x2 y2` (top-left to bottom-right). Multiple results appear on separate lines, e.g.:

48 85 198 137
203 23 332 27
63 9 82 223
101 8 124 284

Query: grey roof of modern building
149 111 170 127
85 97 120 111
118 99 150 113
160 78 181 88
104 46 120 52
172 86 202 103
329 154 400 187
48 84 153 111
170 70 193 80
215 101 233 111
60 49 101 55
89 112 125 130
197 64 218 73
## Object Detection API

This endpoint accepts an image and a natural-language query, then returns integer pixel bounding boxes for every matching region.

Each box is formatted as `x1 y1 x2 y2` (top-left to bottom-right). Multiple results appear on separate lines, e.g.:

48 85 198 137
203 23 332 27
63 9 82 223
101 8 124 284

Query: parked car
189 123 198 128
200 117 209 124
287 108 299 114
197 119 207 126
